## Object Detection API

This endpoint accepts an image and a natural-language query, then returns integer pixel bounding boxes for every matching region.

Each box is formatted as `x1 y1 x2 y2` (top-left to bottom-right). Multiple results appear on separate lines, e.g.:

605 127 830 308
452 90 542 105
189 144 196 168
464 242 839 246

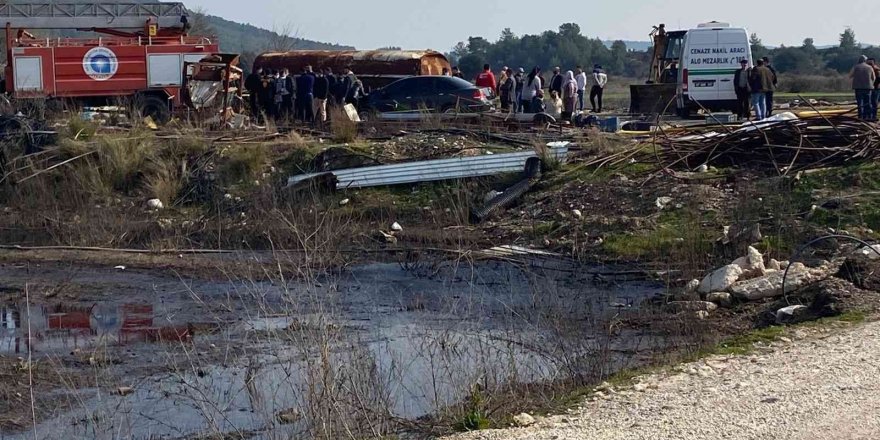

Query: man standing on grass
868 58 880 121
748 59 774 120
733 59 751 120
851 55 876 121
590 64 608 113
575 66 587 112
762 56 778 116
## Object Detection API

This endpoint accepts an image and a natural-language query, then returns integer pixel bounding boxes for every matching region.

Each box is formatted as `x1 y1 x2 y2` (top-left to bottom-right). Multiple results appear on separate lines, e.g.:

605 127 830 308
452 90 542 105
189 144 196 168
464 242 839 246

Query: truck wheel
136 95 171 124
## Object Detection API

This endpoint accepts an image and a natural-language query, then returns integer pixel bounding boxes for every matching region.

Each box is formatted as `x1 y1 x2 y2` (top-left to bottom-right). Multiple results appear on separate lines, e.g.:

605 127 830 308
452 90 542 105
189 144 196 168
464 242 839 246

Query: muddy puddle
0 258 664 439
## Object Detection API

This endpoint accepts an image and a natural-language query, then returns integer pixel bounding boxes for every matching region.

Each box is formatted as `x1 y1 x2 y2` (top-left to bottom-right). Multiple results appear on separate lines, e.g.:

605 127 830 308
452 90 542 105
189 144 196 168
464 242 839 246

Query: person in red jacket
475 64 497 91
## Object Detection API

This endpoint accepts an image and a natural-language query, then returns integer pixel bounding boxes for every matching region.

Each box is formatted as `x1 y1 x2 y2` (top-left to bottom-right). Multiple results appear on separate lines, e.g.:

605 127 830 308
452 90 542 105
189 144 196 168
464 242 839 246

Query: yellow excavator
630 24 687 115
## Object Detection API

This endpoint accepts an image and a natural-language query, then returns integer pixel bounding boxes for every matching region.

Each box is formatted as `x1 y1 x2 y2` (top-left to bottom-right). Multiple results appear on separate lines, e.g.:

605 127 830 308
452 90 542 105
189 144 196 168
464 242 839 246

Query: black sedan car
361 76 493 114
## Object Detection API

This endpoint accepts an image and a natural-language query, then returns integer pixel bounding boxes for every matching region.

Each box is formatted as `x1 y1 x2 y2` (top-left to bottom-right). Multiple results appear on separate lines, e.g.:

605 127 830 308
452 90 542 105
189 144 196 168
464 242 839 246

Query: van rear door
685 30 721 102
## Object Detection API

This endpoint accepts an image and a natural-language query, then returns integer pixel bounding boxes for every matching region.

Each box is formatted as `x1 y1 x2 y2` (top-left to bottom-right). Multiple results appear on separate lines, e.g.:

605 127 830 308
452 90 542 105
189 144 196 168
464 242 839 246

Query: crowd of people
244 66 365 123
732 56 779 121
852 55 880 121
731 54 880 123
463 63 610 118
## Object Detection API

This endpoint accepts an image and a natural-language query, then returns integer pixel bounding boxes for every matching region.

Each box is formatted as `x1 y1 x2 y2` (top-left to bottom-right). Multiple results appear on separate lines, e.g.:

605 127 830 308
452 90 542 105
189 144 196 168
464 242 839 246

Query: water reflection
0 303 191 354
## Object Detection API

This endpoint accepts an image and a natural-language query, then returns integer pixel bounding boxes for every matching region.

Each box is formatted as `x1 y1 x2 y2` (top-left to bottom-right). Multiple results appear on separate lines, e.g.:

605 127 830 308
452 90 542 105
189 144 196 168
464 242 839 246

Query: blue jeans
855 89 872 120
870 89 880 120
577 89 585 111
751 92 767 120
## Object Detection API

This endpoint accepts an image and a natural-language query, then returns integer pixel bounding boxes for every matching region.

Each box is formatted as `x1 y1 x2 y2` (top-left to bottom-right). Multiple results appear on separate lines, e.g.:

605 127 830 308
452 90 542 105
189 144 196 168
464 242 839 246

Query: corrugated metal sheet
287 144 569 189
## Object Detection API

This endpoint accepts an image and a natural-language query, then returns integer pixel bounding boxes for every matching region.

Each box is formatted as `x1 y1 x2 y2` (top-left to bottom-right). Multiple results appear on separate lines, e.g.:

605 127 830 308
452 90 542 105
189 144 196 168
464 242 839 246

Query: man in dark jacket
733 59 751 120
313 69 330 123
295 66 316 123
868 58 880 121
324 68 337 107
852 55 876 120
283 69 295 119
762 57 779 116
499 67 516 112
245 67 263 121
549 67 563 98
749 59 775 120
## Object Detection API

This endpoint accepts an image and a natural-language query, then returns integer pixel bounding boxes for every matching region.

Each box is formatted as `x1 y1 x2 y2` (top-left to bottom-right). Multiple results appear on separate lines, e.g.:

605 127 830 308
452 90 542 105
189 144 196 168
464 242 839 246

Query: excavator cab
630 25 687 115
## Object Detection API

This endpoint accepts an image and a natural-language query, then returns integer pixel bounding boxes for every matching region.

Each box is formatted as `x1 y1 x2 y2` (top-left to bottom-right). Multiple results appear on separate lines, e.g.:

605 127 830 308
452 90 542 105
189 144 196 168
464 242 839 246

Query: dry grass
329 106 358 143
145 159 184 206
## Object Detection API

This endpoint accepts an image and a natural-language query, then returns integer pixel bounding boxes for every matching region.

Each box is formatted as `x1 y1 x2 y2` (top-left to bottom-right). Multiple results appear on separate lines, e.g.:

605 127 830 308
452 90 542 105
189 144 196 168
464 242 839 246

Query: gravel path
446 320 880 440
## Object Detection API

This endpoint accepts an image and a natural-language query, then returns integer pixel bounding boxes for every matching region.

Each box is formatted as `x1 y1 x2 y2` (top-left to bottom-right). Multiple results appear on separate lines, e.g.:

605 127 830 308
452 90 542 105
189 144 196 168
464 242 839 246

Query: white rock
855 244 880 260
114 265 126 271
391 222 403 232
655 196 674 210
776 305 809 324
730 263 811 301
768 259 782 271
698 264 744 294
706 291 732 307
633 383 648 392
512 413 536 427
146 198 164 210
732 246 766 278
696 164 709 173
684 279 701 294
667 301 718 313
695 310 710 320
339 198 350 206
572 209 583 219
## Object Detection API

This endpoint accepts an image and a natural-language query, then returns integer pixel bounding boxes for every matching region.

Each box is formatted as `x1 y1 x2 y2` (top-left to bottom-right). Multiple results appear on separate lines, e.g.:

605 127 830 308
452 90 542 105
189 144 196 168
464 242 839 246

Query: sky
183 0 880 51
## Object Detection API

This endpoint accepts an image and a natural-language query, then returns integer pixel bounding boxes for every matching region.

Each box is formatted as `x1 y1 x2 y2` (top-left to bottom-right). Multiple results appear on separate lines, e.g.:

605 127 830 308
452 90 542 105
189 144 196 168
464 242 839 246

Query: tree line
448 24 879 81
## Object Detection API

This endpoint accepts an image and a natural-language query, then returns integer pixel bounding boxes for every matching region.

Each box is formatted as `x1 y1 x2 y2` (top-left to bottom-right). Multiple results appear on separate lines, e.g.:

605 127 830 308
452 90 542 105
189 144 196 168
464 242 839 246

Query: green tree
840 28 857 51
750 33 768 60
802 38 816 52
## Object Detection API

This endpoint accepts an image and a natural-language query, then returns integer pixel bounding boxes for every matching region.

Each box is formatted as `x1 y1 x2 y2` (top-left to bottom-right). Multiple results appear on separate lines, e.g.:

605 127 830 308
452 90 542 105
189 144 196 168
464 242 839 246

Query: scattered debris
512 413 536 427
655 196 674 210
117 386 134 396
277 408 302 424
146 199 164 210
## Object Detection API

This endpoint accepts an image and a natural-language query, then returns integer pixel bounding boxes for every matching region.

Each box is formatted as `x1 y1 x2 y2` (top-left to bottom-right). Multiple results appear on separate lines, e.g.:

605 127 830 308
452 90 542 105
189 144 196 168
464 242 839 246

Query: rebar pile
653 115 880 174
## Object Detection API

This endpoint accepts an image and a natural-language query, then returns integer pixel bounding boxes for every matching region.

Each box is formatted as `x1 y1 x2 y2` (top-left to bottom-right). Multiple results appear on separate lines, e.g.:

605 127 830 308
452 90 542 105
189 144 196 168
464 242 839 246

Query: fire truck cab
2 2 220 122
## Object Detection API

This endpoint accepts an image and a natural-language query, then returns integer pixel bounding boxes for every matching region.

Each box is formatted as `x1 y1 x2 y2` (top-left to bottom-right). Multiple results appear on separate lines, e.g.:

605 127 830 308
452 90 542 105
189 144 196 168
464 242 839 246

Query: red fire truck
2 2 220 122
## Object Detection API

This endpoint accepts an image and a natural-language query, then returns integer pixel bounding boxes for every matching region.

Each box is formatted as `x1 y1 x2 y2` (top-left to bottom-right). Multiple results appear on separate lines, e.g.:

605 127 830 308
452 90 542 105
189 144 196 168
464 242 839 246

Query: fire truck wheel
136 95 171 124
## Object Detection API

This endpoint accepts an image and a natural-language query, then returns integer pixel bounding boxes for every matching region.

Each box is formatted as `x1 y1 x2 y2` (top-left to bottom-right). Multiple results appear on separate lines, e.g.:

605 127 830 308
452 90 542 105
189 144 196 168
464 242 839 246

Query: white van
677 22 753 116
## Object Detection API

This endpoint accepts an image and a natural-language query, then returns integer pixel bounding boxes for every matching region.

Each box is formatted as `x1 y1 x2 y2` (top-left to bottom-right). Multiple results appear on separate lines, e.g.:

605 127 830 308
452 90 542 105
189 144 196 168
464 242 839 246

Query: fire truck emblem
83 47 118 81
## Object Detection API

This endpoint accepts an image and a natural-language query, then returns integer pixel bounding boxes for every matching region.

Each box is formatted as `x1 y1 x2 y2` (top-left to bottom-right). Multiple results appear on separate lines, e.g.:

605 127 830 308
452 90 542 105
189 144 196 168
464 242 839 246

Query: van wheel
136 95 171 124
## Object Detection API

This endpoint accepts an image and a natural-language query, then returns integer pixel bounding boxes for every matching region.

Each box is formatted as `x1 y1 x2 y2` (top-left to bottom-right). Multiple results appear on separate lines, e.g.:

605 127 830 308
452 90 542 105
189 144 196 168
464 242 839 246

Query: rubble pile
674 246 843 320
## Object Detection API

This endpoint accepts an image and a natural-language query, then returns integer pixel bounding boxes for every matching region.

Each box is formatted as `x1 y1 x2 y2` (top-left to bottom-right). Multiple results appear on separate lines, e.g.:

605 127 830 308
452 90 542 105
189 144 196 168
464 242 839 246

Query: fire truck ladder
0 2 188 31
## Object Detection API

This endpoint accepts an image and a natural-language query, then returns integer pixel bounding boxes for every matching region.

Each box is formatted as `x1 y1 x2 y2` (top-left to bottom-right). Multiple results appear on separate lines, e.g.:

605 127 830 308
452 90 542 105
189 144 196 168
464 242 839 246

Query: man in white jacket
575 66 588 111
590 64 608 113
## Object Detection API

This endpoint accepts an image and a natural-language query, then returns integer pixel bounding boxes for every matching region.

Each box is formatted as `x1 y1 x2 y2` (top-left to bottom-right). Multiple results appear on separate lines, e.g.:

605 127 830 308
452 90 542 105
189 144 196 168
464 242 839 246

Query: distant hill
3 0 354 55
198 14 354 55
